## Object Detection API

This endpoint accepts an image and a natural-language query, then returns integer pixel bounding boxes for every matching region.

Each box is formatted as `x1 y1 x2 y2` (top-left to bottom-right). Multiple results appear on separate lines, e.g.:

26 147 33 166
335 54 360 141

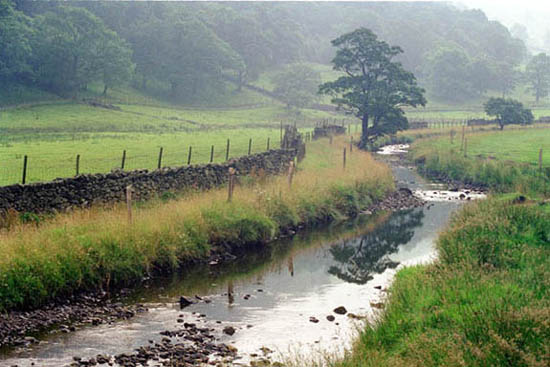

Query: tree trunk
237 70 243 92
103 84 108 96
359 114 369 149
171 81 178 97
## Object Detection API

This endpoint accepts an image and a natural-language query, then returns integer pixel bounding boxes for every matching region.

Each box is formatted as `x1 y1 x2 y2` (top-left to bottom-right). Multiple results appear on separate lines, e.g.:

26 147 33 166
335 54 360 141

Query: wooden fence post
22 155 28 185
76 154 80 176
539 148 543 173
267 137 270 151
461 126 465 151
350 136 353 153
157 147 163 169
226 139 230 161
121 150 126 170
288 161 295 189
210 145 214 163
464 139 468 158
248 138 252 155
329 135 333 145
187 146 192 165
126 185 133 224
343 147 346 170
227 167 235 202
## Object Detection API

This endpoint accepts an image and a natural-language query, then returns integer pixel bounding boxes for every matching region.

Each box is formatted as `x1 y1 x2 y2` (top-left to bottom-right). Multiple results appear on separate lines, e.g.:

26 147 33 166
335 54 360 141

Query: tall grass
0 137 393 311
335 199 550 367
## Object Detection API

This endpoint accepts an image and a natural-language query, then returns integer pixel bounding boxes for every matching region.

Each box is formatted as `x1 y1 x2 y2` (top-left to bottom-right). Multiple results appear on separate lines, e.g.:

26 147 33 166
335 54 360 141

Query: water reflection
328 209 425 284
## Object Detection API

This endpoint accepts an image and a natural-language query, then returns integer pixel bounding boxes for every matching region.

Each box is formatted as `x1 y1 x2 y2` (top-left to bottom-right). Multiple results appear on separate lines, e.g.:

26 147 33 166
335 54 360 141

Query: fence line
0 134 296 187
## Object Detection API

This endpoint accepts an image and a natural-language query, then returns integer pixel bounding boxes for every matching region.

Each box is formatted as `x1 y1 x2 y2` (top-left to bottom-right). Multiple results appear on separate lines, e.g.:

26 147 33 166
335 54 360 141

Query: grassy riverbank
0 137 393 311
411 127 550 195
335 129 550 366
337 199 550 367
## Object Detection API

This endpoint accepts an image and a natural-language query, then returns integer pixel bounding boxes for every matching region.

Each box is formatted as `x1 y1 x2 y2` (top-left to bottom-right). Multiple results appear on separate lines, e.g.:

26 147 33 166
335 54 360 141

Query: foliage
271 63 321 110
425 46 475 101
0 0 33 82
31 6 133 97
425 44 524 103
484 97 534 130
3 2 530 105
319 28 426 149
525 53 550 103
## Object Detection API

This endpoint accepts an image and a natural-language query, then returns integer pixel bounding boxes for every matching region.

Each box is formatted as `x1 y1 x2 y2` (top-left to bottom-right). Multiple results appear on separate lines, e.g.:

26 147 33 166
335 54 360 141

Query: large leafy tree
272 64 321 110
425 45 475 102
97 29 134 96
32 6 133 97
484 97 533 130
525 53 550 103
0 0 33 82
319 28 426 149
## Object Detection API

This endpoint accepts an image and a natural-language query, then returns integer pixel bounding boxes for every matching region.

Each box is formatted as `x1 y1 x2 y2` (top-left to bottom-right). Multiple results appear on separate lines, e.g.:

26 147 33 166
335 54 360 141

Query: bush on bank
0 138 393 311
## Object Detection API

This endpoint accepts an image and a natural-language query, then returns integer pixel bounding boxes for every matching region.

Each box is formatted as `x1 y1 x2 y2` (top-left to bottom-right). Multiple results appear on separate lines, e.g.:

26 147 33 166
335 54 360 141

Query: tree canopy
272 64 321 110
484 98 534 130
319 28 426 149
2 1 532 104
525 53 550 103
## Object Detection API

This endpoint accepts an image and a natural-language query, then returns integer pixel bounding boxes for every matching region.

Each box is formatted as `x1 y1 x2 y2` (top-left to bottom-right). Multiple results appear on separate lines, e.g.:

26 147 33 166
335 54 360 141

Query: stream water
1 147 481 367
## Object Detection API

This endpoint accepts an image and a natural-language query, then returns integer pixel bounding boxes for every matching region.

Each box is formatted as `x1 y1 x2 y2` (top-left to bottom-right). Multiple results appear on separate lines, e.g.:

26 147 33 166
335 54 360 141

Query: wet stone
333 306 347 315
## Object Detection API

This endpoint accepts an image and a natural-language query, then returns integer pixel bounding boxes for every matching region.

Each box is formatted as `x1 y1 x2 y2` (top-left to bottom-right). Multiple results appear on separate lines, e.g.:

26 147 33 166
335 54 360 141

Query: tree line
2 1 547 105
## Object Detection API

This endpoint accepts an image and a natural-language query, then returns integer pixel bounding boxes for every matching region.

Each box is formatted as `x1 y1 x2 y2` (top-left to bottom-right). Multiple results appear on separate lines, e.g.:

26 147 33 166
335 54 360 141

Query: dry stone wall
0 149 296 214
312 125 347 140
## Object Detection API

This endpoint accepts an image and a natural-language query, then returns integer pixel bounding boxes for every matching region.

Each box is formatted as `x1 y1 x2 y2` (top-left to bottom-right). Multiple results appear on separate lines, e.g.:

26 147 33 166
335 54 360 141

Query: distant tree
544 29 550 53
319 28 426 149
525 53 550 103
0 0 33 82
468 58 496 97
510 23 529 44
272 64 321 110
32 6 133 97
484 97 534 130
492 62 522 98
97 30 134 96
425 46 475 102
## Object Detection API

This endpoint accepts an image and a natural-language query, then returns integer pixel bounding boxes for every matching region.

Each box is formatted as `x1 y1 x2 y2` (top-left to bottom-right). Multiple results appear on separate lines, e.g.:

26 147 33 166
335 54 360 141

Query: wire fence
0 134 291 187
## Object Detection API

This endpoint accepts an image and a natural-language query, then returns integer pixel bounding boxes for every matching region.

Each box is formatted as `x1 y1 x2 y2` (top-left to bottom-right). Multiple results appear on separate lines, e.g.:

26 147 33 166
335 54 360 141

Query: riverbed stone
333 306 347 315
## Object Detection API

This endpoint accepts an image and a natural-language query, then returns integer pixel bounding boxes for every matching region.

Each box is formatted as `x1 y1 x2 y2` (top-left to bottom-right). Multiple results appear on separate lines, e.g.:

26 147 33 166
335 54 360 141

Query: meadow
0 81 349 186
409 125 550 195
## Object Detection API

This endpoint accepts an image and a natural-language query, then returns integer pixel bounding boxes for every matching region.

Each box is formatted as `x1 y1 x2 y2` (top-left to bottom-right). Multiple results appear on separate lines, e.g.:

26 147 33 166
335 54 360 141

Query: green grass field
0 130 290 185
415 126 550 167
0 78 347 186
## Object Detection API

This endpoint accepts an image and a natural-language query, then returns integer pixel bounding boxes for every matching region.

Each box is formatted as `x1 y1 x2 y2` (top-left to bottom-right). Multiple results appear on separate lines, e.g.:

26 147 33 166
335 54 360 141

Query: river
1 146 481 367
